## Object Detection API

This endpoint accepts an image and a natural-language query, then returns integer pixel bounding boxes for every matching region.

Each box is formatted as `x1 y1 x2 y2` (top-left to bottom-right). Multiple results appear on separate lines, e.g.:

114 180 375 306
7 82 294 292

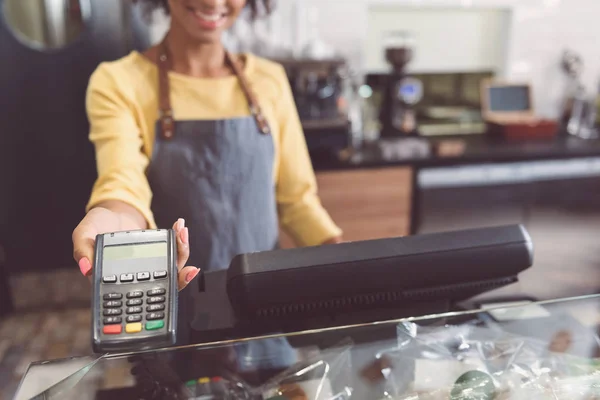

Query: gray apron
146 41 297 371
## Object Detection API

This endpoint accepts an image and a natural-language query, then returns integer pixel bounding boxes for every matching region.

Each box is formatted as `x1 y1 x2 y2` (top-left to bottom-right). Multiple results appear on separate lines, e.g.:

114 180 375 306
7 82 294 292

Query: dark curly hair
134 0 274 19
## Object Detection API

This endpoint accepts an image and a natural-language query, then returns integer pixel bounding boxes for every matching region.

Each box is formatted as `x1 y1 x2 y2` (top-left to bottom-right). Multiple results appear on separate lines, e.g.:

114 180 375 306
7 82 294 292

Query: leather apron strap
157 40 271 139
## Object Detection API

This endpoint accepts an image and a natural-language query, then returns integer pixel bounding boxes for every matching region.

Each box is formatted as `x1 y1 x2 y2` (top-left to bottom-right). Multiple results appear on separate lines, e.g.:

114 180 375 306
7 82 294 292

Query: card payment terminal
91 229 178 353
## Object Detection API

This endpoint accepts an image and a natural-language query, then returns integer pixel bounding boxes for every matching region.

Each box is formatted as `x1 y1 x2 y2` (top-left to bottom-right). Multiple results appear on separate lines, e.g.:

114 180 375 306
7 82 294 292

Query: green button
145 320 164 330
185 379 196 387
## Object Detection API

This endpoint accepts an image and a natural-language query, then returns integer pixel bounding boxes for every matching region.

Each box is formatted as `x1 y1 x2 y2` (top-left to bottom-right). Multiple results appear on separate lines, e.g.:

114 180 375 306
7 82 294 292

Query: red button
103 325 122 334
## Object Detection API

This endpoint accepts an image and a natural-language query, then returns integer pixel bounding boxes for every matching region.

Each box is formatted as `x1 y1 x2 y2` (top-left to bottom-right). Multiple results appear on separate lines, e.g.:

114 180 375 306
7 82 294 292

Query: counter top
312 133 600 171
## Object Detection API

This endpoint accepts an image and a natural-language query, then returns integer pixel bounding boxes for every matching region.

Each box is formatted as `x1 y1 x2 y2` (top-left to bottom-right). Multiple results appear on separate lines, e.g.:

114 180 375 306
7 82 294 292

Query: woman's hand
169 218 201 290
72 204 199 291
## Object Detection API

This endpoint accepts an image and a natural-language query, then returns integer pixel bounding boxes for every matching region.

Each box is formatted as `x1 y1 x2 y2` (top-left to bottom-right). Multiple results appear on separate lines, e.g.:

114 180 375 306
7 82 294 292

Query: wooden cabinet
280 167 413 247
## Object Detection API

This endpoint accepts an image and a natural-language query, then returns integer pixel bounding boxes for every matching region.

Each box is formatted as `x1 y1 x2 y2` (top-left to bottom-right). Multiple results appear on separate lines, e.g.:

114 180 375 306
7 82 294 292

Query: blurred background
2 0 600 397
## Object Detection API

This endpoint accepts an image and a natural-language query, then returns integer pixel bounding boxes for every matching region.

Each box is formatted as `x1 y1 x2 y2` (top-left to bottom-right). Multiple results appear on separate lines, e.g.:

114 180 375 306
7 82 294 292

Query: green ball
450 370 496 400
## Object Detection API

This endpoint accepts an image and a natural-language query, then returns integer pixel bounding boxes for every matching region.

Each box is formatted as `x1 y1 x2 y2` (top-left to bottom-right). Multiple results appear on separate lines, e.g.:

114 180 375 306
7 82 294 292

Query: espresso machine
379 31 423 138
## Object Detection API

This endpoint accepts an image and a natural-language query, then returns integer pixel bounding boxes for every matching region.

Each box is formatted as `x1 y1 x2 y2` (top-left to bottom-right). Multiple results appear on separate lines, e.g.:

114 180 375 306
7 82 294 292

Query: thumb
178 266 200 291
72 225 96 277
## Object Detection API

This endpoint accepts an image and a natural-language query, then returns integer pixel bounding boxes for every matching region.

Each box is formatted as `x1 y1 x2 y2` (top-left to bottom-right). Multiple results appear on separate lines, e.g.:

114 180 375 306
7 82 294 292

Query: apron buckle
160 110 175 139
250 106 270 135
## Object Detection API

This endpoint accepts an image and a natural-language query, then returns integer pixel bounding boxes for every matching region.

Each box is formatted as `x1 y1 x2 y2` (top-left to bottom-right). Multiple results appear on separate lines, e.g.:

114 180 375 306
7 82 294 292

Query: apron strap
157 40 271 139
224 52 271 135
157 45 175 139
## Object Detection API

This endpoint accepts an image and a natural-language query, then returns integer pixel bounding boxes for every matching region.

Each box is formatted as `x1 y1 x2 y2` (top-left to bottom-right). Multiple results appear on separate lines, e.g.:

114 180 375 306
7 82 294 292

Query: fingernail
176 218 185 231
79 258 92 276
180 227 189 245
185 268 199 283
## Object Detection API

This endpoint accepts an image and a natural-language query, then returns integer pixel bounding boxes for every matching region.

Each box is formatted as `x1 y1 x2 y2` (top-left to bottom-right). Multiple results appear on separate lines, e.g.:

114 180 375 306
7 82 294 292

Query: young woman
72 0 343 347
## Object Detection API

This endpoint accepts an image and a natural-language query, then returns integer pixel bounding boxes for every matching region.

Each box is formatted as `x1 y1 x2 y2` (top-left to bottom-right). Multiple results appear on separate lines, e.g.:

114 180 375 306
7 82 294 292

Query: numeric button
147 304 165 312
126 315 142 323
127 290 143 299
147 296 165 304
103 309 122 316
126 306 143 314
103 300 122 308
147 288 166 296
126 299 143 306
103 293 122 300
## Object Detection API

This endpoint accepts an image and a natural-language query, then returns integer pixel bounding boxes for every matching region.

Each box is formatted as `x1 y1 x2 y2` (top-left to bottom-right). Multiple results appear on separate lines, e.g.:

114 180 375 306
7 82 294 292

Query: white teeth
194 11 224 22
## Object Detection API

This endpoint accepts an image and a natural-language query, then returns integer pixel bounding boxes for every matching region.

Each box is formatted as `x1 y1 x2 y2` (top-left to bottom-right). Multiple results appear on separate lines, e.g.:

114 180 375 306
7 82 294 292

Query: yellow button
126 323 142 333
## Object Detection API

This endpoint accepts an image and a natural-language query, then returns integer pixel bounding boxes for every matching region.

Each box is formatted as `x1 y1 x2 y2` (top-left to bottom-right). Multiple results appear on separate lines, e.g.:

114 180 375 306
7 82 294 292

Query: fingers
172 218 197 291
172 218 190 272
178 266 200 291
72 223 96 277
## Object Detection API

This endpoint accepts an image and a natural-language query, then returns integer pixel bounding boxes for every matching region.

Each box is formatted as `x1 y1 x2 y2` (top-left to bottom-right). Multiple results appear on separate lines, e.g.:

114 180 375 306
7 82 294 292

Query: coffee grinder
379 31 423 137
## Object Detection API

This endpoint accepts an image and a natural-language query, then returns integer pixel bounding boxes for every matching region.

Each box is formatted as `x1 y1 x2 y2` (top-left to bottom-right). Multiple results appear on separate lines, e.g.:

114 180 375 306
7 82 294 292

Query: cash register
187 224 533 344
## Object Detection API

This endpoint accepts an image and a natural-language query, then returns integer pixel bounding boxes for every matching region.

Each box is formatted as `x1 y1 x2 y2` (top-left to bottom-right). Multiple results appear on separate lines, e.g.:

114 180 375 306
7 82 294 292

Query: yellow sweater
85 51 342 247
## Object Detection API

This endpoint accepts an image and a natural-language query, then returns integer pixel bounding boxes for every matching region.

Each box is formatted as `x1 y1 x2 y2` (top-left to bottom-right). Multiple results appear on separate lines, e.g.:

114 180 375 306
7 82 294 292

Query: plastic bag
258 339 355 400
368 321 600 399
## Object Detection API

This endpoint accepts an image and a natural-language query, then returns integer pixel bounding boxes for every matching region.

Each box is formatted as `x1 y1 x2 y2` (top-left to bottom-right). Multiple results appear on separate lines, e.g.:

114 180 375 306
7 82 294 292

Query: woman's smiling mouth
186 6 229 29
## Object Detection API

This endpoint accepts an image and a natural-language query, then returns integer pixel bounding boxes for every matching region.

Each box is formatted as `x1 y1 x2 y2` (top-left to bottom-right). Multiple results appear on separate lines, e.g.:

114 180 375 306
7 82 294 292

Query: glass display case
15 294 600 400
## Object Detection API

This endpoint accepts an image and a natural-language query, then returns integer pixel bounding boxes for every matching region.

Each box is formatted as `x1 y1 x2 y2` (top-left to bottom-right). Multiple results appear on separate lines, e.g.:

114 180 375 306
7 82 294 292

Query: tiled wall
363 7 511 74
146 0 600 119
506 0 600 118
